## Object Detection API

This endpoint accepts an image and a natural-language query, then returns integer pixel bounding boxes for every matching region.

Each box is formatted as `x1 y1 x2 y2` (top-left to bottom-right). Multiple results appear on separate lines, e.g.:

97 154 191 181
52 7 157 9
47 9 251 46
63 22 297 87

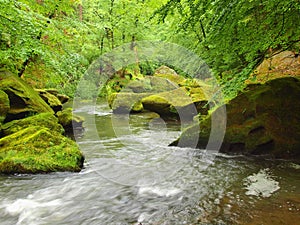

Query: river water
0 101 299 225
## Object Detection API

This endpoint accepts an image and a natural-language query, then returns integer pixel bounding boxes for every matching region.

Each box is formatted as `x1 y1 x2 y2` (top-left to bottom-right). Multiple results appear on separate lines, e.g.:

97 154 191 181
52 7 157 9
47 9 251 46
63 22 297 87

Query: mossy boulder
141 87 208 120
106 65 210 117
0 90 10 124
56 108 84 135
56 93 69 104
35 89 62 113
1 113 64 137
0 70 54 121
37 88 69 104
106 75 183 115
154 66 186 85
108 92 152 113
149 76 178 92
0 126 84 174
154 65 178 76
117 76 178 93
171 77 300 159
142 95 171 115
124 79 153 93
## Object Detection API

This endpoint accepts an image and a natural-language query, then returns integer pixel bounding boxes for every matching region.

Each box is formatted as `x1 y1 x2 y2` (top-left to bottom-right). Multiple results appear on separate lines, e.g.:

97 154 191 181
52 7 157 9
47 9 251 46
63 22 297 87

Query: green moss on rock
35 89 62 113
0 90 9 124
56 108 84 133
125 79 153 93
0 70 53 121
154 66 185 84
1 112 64 136
142 88 208 120
0 126 84 174
105 66 210 118
142 95 173 115
171 77 300 159
154 65 178 75
149 76 178 92
36 88 69 104
120 76 179 93
56 94 69 104
107 92 152 113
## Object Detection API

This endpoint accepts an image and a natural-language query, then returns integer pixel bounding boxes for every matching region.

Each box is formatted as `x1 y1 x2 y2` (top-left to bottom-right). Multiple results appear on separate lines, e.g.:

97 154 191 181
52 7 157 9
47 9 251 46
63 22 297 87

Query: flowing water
0 101 299 225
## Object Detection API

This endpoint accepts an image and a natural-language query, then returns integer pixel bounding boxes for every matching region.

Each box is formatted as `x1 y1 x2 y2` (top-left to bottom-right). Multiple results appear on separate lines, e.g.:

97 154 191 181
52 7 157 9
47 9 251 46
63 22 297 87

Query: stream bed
0 101 299 225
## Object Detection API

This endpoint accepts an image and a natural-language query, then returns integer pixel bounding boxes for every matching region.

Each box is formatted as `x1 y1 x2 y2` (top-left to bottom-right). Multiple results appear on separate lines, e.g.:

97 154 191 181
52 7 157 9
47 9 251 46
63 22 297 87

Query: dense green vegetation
155 0 300 96
1 0 299 97
0 0 87 95
0 0 168 96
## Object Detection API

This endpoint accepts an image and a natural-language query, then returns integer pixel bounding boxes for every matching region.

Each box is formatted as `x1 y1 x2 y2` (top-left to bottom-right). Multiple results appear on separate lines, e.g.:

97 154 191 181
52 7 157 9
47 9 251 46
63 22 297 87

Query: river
0 101 299 225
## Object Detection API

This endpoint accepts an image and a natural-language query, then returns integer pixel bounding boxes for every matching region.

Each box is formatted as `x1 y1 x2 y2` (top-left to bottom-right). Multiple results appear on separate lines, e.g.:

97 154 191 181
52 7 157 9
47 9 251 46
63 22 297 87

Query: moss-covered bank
171 77 300 159
0 126 84 174
57 108 85 135
0 71 85 174
0 70 53 122
106 66 209 119
1 113 64 136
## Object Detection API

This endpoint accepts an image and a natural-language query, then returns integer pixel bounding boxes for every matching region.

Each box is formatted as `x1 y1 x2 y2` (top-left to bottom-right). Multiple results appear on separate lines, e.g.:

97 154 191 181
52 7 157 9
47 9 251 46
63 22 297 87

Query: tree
0 0 90 95
154 0 300 96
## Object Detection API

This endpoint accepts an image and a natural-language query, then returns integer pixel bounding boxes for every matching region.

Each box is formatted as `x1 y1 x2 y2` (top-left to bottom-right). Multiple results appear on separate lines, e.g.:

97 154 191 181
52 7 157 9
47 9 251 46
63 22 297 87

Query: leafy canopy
154 0 300 96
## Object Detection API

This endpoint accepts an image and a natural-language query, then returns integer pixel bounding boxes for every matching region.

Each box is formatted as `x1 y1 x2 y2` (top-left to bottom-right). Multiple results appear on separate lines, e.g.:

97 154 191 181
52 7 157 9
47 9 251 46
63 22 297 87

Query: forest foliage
155 0 300 95
0 0 299 98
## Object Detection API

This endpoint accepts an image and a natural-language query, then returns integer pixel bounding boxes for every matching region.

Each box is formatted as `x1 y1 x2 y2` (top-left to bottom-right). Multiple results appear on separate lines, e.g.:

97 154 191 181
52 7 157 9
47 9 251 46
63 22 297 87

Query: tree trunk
108 0 115 49
200 19 206 39
78 4 83 21
131 35 139 76
100 36 104 55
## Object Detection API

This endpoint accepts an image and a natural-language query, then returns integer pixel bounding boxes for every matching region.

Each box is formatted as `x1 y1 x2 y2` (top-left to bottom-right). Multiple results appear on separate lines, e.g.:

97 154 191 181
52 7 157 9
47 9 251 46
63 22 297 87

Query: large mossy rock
124 79 153 93
56 108 84 135
108 92 152 113
107 76 179 113
154 66 185 84
0 90 10 124
149 76 178 92
43 89 70 104
0 126 84 174
170 77 300 159
141 87 208 120
35 89 63 113
1 113 64 137
106 65 210 117
123 77 178 93
0 70 54 121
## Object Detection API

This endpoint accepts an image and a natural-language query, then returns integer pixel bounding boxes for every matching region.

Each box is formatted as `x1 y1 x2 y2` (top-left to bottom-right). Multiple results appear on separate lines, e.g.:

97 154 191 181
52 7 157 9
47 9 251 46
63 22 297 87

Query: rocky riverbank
106 66 210 121
170 51 300 159
107 55 300 159
170 77 300 158
0 70 84 174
